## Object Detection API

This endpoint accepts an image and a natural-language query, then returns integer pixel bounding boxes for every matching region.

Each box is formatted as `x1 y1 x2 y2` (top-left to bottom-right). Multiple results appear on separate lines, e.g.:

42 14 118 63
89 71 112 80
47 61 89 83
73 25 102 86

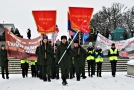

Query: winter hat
74 40 79 43
89 42 92 47
61 35 67 40
43 36 48 40
49 41 51 44
1 44 5 47
111 43 115 46
97 45 100 48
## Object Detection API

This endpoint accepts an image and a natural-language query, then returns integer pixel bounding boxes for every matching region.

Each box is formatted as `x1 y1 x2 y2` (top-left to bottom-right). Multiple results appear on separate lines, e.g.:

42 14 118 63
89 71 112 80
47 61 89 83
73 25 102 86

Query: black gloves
88 53 91 56
112 54 117 56
98 52 101 55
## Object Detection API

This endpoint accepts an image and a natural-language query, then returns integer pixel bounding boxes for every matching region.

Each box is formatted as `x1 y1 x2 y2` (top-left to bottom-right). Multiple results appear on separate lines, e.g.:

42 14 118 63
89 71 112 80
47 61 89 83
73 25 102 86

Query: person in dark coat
56 35 72 85
72 40 85 81
35 43 42 79
80 42 87 79
0 44 9 79
27 28 31 39
40 36 53 82
11 28 14 34
14 28 21 37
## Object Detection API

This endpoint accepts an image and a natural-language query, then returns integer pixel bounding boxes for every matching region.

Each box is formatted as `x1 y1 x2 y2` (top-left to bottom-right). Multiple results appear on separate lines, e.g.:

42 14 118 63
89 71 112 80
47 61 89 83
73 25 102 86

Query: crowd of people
0 34 119 86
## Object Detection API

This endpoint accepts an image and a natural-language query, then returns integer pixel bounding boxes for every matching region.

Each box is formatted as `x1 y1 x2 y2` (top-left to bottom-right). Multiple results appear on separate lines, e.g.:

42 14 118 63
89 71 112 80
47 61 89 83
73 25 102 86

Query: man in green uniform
56 35 72 85
40 36 53 82
72 40 85 81
0 44 9 79
35 43 42 79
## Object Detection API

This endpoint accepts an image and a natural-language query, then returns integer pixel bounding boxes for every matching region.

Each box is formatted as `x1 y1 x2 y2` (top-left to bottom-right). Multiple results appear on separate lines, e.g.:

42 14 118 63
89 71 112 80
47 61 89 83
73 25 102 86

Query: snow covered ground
0 72 134 90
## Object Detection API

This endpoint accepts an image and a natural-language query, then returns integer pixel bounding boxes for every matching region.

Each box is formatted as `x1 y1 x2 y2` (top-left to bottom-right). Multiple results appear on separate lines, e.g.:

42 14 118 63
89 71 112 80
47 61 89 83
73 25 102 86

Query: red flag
79 20 91 33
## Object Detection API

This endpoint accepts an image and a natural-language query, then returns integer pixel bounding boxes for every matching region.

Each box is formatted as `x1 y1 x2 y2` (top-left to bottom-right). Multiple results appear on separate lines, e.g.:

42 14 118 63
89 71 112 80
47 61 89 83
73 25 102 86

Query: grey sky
0 0 133 40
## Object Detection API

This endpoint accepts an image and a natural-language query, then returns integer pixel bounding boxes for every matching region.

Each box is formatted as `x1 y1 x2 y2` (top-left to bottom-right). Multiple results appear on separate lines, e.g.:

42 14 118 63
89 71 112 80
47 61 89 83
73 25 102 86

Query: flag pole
58 30 79 64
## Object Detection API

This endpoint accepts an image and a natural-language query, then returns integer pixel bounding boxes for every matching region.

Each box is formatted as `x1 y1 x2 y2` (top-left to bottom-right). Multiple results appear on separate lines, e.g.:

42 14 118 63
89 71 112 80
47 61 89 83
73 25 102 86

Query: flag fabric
79 20 91 34
51 25 59 46
82 32 89 44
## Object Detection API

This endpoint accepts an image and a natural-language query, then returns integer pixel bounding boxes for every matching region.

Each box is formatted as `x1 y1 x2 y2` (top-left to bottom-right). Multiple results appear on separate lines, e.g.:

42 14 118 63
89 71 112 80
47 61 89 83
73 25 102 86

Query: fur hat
111 43 115 46
61 35 67 40
89 42 92 47
1 44 5 47
74 40 79 43
43 36 48 40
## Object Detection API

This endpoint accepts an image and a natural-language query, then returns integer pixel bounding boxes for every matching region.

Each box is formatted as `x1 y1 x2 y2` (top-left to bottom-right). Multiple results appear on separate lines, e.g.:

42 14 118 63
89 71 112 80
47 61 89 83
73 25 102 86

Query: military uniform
56 35 72 85
0 44 9 79
40 36 53 82
108 43 119 77
72 40 85 81
95 46 104 77
86 42 95 77
35 46 42 79
21 59 29 78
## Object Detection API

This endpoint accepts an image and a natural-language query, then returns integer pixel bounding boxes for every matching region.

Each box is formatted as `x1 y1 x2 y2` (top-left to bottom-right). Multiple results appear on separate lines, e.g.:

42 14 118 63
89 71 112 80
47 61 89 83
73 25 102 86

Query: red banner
5 28 42 60
79 20 91 33
32 10 56 34
69 7 93 30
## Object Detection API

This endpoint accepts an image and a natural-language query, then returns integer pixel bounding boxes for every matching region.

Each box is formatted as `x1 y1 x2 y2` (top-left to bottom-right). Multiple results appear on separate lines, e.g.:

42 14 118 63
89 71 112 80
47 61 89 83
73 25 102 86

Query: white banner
95 33 134 59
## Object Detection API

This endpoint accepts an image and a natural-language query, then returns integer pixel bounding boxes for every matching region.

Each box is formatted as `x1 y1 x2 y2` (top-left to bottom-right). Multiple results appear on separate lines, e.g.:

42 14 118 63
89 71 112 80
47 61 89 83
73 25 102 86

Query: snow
127 60 134 65
0 72 134 90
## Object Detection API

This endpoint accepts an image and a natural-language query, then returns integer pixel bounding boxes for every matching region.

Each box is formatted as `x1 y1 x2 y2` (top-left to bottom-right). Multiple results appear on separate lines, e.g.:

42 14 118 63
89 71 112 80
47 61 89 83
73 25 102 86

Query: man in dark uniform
56 35 72 85
35 42 42 79
108 43 119 77
40 36 53 82
21 59 29 78
80 42 87 79
0 44 9 79
72 40 85 81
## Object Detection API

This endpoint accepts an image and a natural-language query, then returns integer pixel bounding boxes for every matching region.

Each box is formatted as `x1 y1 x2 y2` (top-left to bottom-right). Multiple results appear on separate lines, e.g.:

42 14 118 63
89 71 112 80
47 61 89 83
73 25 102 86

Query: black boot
62 77 67 86
77 75 80 81
2 74 5 79
43 76 47 82
88 72 90 77
48 75 51 82
82 73 86 79
56 74 59 79
97 72 99 77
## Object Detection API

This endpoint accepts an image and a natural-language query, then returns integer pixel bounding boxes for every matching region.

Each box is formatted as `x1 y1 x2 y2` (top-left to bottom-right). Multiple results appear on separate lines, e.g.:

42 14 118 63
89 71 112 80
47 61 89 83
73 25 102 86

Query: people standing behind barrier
30 60 36 77
80 42 87 79
72 40 85 81
35 43 42 79
0 44 9 79
14 28 21 37
56 35 72 85
86 42 95 77
27 28 31 39
21 59 29 78
108 43 119 77
95 46 104 77
40 36 53 82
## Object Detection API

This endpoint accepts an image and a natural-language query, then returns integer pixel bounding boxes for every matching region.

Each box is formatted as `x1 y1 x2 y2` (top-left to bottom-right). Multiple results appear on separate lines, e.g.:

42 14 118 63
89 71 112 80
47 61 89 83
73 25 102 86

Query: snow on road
0 72 134 90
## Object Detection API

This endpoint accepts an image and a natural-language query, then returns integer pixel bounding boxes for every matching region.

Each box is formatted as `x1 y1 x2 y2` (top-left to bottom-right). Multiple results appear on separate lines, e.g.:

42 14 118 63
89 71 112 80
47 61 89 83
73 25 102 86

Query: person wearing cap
86 42 95 77
35 42 42 79
72 40 86 81
108 43 119 77
95 46 104 77
0 44 9 79
40 36 53 82
80 42 87 79
56 35 72 85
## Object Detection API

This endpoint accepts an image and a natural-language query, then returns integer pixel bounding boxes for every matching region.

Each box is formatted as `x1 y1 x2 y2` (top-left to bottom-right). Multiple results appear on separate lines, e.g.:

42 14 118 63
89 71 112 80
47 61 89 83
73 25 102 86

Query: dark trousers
42 65 51 79
87 60 94 76
70 64 75 78
1 67 9 78
93 60 96 75
97 63 102 76
39 65 42 79
31 65 36 77
110 61 117 76
55 65 59 78
35 65 39 77
22 68 28 78
75 67 82 78
51 62 56 78
28 36 31 39
61 68 69 79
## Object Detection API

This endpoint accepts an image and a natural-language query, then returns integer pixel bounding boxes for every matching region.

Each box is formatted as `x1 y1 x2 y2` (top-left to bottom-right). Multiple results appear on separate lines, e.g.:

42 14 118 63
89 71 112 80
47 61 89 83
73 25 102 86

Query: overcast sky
0 0 133 40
